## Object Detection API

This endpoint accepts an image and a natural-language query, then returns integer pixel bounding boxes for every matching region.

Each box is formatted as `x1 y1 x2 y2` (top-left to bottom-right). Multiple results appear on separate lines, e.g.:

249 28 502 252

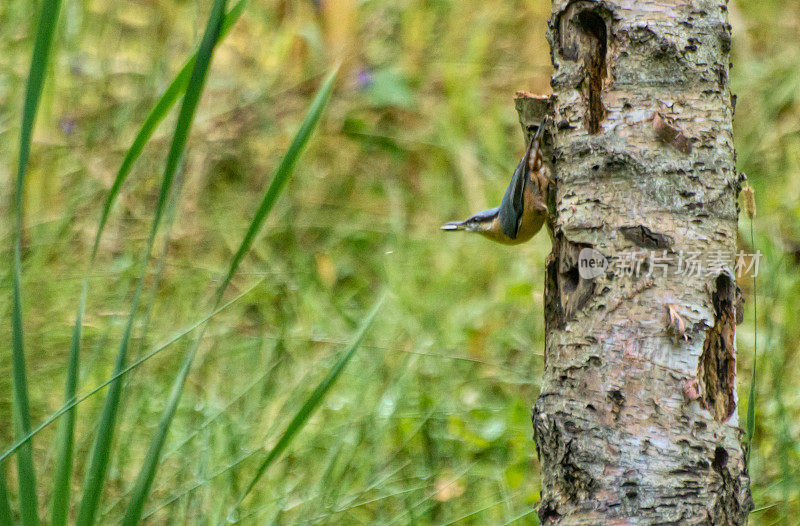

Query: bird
441 118 551 245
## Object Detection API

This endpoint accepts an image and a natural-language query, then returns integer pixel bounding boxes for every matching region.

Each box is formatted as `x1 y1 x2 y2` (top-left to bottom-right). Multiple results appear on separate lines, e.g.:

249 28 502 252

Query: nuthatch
442 118 551 245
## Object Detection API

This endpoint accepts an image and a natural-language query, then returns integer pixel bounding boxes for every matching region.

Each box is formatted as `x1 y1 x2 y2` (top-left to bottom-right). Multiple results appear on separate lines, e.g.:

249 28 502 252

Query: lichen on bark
518 0 753 523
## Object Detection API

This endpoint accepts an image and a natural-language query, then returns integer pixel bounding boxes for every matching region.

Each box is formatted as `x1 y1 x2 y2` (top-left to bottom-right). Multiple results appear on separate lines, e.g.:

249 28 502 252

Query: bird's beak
441 221 467 231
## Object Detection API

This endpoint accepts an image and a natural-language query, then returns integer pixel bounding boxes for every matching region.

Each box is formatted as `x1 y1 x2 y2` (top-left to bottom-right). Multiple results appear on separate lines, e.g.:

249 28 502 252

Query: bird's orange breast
514 183 546 243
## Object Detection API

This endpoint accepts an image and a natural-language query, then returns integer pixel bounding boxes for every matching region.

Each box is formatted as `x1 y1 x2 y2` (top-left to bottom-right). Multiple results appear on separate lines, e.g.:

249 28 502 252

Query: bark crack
619 225 674 250
698 273 737 422
557 1 609 134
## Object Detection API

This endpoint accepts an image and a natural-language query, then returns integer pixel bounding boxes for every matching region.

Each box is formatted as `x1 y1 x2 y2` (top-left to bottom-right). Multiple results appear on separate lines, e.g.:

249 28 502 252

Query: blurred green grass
0 0 797 523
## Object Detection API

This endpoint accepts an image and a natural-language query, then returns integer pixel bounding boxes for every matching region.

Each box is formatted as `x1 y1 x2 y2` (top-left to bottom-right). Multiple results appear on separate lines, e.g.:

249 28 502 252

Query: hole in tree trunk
554 237 596 324
558 3 608 134
562 265 580 293
713 446 729 471
575 11 607 134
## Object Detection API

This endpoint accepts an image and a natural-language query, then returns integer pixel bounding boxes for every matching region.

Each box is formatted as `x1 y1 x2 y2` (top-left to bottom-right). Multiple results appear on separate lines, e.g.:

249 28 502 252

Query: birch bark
517 0 753 523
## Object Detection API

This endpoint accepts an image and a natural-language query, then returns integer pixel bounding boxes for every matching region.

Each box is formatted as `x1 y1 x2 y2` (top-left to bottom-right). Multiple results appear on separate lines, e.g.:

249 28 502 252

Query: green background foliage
0 0 795 523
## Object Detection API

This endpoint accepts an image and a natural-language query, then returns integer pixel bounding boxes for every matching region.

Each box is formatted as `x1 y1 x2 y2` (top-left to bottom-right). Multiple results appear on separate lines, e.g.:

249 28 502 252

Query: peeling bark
519 0 752 523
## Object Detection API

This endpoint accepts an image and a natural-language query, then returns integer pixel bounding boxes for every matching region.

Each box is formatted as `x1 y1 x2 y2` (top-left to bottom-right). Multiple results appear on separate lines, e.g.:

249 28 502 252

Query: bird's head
441 207 500 233
441 207 514 243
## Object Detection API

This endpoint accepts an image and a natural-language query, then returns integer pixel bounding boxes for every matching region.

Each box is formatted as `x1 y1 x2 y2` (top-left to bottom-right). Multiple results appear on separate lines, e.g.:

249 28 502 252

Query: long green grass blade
100 358 282 520
75 1 228 523
229 295 385 517
0 279 264 466
215 65 340 295
121 65 339 526
49 269 88 526
91 0 248 253
12 0 63 524
49 3 248 524
745 334 756 459
745 217 758 466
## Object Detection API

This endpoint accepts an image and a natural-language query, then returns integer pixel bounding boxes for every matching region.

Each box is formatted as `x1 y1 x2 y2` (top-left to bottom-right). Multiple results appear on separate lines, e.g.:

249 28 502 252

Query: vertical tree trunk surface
525 0 753 523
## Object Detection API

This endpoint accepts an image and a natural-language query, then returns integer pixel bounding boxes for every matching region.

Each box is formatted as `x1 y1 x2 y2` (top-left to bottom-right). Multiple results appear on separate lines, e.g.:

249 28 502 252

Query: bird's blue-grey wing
497 155 528 239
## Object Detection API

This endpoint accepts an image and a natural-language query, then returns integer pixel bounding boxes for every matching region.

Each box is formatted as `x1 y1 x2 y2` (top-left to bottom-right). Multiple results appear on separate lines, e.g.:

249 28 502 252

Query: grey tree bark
516 0 753 523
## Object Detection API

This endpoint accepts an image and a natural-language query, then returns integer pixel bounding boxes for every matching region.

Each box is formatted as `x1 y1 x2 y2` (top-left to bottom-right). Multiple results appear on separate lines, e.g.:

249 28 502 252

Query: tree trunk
519 0 753 523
